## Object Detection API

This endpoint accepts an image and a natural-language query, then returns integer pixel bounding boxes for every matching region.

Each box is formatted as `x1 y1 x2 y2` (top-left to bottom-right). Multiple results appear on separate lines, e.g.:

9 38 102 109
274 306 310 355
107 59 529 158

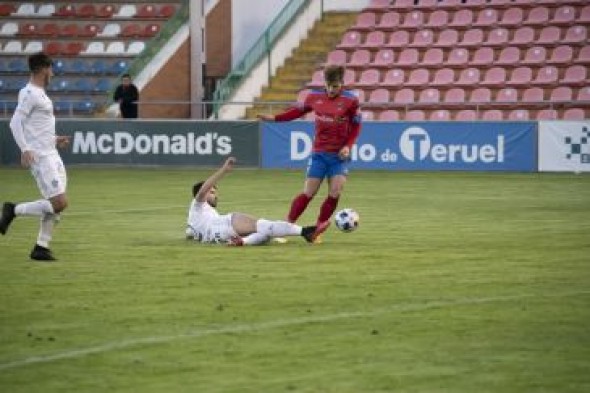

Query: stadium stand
296 0 590 120
0 1 181 117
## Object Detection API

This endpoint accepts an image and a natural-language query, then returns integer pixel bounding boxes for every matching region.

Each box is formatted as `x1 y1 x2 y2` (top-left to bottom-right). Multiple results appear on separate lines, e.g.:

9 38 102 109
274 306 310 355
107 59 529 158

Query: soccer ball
334 208 360 232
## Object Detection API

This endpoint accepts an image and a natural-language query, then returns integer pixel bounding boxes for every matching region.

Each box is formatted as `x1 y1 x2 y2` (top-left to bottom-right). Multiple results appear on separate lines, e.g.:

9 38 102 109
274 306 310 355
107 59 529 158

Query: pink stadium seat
496 87 519 103
576 46 590 65
456 68 480 86
576 87 590 102
470 87 492 103
499 7 523 27
406 68 430 86
419 88 440 104
448 9 474 27
391 0 414 9
536 109 558 120
325 50 347 66
405 110 426 121
382 69 405 86
369 88 390 104
415 0 439 9
357 69 380 87
378 12 401 30
344 69 355 85
486 28 509 46
80 24 100 37
465 0 487 8
422 48 444 67
553 5 576 26
482 67 506 87
432 68 455 86
53 4 76 17
512 26 535 46
538 26 561 45
348 49 371 68
496 46 521 66
397 48 419 67
77 4 96 18
521 46 546 65
362 111 376 121
562 65 587 86
367 0 391 11
353 12 377 31
411 29 434 47
394 88 415 104
444 88 466 104
482 110 504 120
459 29 484 47
563 108 585 120
97 4 116 18
533 66 559 86
372 49 395 68
435 29 459 47
307 70 324 88
362 31 386 49
563 26 587 45
401 11 424 29
547 45 574 65
473 8 499 27
522 87 544 102
426 10 449 29
447 47 469 67
508 109 530 121
137 4 158 18
158 5 176 18
456 110 478 121
550 86 573 102
506 67 533 86
430 110 451 121
354 89 366 103
337 31 362 49
471 47 494 67
524 6 549 26
582 5 590 23
387 30 410 48
297 89 310 103
379 110 400 121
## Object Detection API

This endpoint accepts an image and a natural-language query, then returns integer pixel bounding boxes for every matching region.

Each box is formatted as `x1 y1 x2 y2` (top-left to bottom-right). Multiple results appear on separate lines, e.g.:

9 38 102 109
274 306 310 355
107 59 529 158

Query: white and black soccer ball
334 208 360 232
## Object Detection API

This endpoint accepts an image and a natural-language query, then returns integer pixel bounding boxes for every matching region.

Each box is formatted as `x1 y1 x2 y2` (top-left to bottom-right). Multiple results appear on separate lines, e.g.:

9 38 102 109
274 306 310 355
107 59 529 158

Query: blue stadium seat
8 59 28 73
74 99 96 114
52 59 67 75
110 60 129 75
94 78 112 92
69 59 91 74
90 59 108 74
73 79 93 93
0 59 8 72
54 100 72 114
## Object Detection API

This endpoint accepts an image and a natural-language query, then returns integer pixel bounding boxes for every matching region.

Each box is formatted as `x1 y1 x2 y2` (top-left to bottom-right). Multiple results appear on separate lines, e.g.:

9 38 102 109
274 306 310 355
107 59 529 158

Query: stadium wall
1 120 589 172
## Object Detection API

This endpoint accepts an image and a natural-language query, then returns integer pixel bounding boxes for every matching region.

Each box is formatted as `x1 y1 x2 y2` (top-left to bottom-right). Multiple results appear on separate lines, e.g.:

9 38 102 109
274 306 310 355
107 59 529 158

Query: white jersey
11 83 56 156
186 199 236 244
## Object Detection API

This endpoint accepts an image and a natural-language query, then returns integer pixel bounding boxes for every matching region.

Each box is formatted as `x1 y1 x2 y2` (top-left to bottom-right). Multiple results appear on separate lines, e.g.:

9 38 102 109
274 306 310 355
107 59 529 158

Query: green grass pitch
0 167 589 393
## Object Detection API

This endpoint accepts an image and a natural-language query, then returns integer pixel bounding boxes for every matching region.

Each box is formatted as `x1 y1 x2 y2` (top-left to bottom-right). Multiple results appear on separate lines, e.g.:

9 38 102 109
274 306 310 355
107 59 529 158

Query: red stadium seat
379 110 400 121
444 88 466 104
77 4 96 18
430 109 451 121
426 10 449 29
470 87 492 103
337 31 362 49
522 87 544 103
80 24 100 38
576 87 590 102
18 23 38 36
553 5 575 26
419 88 440 104
121 24 142 38
547 45 574 65
482 110 503 121
508 109 530 121
512 27 535 46
459 29 484 47
473 9 498 27
582 5 590 23
536 109 558 120
62 42 84 56
372 49 394 68
447 47 469 67
524 6 549 26
53 4 76 17
137 4 158 18
343 69 355 85
471 47 494 67
538 26 561 45
45 41 62 56
455 110 478 121
456 68 480 86
496 46 520 66
368 88 390 104
141 24 161 38
562 65 587 86
357 69 380 87
0 4 16 16
377 12 401 31
396 48 419 67
499 7 523 27
506 67 533 86
448 9 474 27
382 69 405 86
40 23 60 37
405 110 426 121
394 88 415 104
349 49 370 69
563 26 587 45
387 30 409 48
521 46 546 65
410 29 434 48
496 87 519 103
325 50 347 66
423 48 444 67
353 12 377 31
563 108 585 120
366 0 391 12
532 66 559 86
401 11 424 30
550 86 573 102
406 68 430 86
158 5 176 18
361 31 386 49
435 29 459 47
60 24 80 37
486 28 509 47
432 68 455 86
481 67 506 87
576 46 590 65
97 4 116 18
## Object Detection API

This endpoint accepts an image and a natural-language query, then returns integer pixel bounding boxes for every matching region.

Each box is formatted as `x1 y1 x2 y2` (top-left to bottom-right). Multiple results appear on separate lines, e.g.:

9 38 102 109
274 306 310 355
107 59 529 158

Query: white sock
37 213 59 248
242 233 271 246
15 199 54 217
256 219 302 237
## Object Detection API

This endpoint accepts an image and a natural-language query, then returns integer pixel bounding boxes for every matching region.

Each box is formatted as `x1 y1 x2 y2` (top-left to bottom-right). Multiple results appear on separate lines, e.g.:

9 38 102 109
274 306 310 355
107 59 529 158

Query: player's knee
51 196 68 213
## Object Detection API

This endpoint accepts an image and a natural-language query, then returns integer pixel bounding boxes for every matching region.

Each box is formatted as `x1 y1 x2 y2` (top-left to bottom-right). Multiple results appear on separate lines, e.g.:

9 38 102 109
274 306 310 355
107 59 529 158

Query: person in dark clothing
113 74 139 119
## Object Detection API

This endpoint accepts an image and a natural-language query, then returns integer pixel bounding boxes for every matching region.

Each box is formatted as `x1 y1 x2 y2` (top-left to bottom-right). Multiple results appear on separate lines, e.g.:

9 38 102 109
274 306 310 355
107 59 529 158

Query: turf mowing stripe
1 290 588 372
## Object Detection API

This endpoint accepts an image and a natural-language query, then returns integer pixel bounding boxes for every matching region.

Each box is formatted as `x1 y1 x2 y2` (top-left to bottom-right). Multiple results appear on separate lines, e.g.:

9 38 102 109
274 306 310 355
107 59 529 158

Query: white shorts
188 214 237 244
30 152 67 199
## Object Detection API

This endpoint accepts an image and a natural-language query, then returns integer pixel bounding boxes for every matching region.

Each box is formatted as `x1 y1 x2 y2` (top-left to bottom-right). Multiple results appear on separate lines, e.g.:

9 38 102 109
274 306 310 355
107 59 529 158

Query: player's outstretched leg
0 202 16 235
29 244 56 261
309 220 330 243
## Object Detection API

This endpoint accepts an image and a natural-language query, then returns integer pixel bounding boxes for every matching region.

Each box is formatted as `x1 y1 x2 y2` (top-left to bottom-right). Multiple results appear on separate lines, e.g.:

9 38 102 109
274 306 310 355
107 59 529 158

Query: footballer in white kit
185 157 328 246
0 52 71 261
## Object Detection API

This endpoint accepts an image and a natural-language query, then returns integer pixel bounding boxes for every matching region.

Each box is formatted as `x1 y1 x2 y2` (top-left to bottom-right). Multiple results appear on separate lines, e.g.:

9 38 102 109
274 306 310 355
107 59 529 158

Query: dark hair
122 73 131 79
28 52 52 74
192 181 204 197
324 65 344 84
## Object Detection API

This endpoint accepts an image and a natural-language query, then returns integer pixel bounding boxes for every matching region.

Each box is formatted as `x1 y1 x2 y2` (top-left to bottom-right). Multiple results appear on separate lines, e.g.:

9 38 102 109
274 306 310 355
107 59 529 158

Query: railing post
266 30 272 87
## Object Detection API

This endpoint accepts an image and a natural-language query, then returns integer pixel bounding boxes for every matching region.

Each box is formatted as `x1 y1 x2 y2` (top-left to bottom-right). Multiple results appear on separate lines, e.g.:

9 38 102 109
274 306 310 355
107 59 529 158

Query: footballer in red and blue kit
262 66 362 241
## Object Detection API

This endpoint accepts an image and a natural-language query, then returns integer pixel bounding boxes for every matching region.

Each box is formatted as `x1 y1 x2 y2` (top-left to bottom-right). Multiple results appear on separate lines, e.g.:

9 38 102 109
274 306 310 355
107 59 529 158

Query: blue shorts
306 152 349 179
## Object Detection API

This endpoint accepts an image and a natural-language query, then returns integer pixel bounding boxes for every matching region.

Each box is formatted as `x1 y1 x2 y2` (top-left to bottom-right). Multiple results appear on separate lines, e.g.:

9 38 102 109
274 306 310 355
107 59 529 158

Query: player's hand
21 150 35 168
56 135 70 149
256 114 274 122
223 156 236 171
339 146 351 160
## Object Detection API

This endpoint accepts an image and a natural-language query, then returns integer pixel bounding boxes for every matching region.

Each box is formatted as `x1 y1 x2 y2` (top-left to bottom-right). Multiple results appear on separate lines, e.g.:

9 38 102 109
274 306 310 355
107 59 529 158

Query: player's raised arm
195 157 236 203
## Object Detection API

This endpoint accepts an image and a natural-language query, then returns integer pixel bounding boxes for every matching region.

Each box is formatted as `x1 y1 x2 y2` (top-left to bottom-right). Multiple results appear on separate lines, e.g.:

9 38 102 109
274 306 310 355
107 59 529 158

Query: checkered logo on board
565 126 590 164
